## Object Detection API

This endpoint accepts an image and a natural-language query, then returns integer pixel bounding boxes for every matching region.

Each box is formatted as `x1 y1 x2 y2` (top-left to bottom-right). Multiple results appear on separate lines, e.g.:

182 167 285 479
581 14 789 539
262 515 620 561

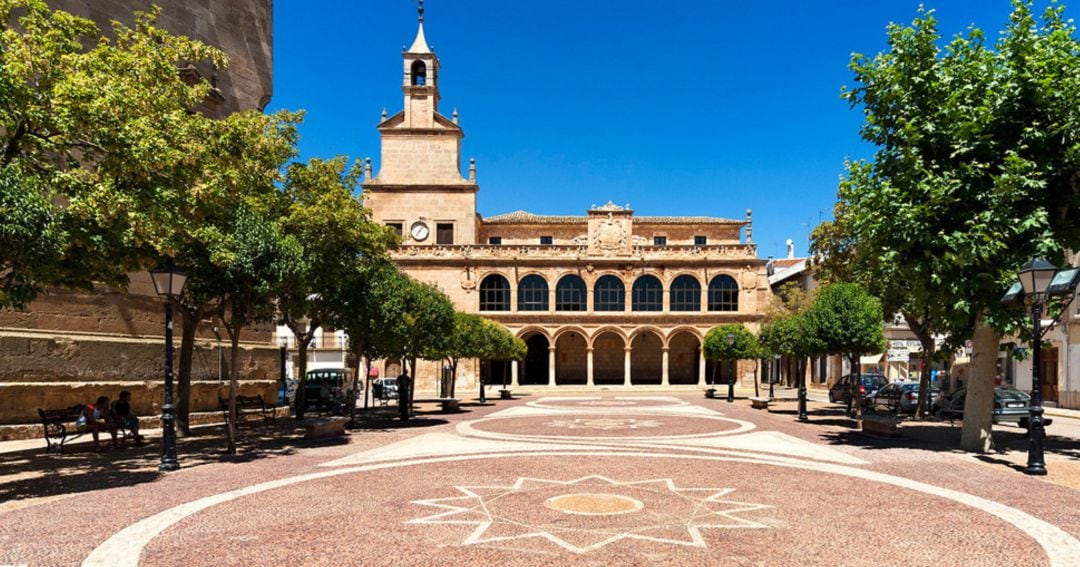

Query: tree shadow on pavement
0 422 310 504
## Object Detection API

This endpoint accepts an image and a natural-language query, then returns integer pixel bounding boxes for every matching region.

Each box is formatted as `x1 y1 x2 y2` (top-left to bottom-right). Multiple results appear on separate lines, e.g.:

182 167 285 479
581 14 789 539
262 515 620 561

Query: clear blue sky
270 0 1034 259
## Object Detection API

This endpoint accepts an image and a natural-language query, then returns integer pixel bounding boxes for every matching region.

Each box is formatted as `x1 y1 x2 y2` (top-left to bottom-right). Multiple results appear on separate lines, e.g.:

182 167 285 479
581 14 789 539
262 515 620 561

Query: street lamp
725 332 736 403
1004 258 1080 476
278 334 289 407
150 258 187 472
771 354 779 400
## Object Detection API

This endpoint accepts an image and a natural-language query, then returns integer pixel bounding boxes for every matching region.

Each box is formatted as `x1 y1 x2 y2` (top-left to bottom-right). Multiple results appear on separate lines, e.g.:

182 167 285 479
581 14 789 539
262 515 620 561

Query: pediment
377 110 462 133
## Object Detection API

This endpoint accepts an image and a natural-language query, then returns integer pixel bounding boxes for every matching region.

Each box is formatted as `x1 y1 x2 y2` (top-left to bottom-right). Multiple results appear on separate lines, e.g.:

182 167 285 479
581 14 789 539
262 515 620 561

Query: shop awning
860 354 884 365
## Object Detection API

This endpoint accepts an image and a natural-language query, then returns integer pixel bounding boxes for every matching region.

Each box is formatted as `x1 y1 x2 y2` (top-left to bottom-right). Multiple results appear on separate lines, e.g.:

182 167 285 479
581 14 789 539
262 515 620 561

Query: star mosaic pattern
545 418 663 430
408 475 771 554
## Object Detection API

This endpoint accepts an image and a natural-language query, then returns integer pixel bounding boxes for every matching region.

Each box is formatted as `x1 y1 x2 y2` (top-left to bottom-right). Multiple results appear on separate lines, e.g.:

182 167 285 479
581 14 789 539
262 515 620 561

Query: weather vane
418 0 424 23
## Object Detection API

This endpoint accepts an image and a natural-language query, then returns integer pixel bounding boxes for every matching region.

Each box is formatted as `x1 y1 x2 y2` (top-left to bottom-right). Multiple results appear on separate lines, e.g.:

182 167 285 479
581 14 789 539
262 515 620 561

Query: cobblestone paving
2 395 1079 566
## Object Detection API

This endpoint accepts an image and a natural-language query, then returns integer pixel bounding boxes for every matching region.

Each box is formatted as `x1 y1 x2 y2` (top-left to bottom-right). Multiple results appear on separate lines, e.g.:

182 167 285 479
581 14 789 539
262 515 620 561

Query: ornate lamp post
150 259 187 472
725 332 736 403
770 354 779 400
1017 259 1059 475
278 334 289 407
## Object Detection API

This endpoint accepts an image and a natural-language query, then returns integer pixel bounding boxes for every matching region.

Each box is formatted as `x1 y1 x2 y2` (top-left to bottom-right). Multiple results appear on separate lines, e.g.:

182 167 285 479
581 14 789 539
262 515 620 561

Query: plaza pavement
1 393 1080 566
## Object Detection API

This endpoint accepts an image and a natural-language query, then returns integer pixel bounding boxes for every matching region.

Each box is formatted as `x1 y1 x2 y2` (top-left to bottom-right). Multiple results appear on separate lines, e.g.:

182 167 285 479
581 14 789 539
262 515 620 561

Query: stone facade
0 1 276 424
361 15 769 393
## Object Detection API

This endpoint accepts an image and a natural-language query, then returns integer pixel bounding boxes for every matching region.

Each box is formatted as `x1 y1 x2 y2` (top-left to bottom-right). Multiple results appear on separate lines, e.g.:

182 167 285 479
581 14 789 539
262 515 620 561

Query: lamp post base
705 389 716 399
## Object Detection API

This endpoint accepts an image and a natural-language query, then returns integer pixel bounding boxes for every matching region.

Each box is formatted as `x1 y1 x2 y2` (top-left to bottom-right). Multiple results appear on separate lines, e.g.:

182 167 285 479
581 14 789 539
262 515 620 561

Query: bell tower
363 1 479 246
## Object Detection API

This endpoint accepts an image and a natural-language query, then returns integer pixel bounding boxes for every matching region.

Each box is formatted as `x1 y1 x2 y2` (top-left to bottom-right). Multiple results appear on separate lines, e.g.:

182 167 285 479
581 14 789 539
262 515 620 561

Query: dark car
304 369 349 412
870 381 939 415
932 387 1045 427
371 378 399 404
828 374 887 407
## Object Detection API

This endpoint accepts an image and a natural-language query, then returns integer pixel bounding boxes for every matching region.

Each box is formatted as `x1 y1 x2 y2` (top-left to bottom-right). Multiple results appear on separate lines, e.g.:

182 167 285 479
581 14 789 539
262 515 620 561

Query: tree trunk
850 354 863 418
364 355 372 410
225 326 241 456
961 318 1000 453
753 360 760 398
350 340 363 425
176 305 199 437
905 313 936 420
294 335 312 420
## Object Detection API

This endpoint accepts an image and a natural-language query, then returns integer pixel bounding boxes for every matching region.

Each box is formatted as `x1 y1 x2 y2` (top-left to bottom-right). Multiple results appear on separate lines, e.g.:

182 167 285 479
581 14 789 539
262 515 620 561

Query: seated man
111 390 146 445
79 396 118 451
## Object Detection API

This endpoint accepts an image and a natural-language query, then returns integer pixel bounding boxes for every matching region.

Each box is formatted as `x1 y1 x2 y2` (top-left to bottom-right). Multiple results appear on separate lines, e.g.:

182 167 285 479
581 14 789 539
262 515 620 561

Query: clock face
410 221 430 241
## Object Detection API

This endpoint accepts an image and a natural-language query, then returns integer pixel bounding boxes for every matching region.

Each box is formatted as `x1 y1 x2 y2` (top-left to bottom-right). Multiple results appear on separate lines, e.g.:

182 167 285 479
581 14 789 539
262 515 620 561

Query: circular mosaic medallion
544 493 644 516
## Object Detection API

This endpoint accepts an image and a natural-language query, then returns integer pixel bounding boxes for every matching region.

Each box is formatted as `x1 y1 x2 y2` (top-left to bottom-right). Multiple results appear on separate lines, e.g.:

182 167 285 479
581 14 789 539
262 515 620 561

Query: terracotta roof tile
483 211 743 225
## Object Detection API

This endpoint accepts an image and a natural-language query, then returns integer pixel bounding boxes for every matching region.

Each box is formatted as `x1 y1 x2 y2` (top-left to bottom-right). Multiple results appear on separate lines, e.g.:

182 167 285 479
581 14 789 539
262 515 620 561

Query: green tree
477 319 526 395
831 1 1080 450
0 1 227 306
388 279 455 418
428 312 489 399
704 324 761 397
276 157 397 420
801 284 886 417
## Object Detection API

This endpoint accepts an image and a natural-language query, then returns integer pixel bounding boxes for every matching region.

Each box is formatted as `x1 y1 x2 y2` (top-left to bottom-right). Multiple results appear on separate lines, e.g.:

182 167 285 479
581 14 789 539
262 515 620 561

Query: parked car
372 378 400 402
304 369 350 412
932 387 1045 427
828 373 888 407
870 381 939 415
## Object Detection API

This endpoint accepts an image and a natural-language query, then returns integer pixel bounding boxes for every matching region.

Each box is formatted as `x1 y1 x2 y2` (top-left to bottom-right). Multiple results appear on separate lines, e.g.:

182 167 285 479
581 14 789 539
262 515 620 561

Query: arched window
555 275 587 311
670 275 702 311
708 275 739 311
632 275 663 311
479 274 510 311
593 275 625 312
517 275 549 311
411 60 427 86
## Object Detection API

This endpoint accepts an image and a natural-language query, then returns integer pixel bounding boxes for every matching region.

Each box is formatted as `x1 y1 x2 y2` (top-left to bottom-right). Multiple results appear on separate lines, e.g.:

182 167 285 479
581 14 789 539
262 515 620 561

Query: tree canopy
703 324 760 362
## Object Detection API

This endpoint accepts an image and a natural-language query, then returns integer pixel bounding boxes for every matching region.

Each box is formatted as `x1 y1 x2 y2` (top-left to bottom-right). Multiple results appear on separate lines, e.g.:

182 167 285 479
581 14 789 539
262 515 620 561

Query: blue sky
271 0 1034 259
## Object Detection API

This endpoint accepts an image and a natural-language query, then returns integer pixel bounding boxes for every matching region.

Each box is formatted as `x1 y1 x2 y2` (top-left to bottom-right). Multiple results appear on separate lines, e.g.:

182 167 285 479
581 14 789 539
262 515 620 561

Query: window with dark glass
632 275 663 311
653 236 667 246
436 223 454 245
555 275 587 311
386 223 403 237
540 236 553 245
479 274 510 311
488 236 502 245
517 275 549 311
694 235 707 245
707 275 739 311
670 275 702 311
593 275 625 312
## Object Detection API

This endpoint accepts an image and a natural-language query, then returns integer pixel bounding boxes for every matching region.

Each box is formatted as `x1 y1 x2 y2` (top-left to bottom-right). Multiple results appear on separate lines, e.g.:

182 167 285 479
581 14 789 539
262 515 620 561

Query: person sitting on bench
78 396 118 451
111 390 146 445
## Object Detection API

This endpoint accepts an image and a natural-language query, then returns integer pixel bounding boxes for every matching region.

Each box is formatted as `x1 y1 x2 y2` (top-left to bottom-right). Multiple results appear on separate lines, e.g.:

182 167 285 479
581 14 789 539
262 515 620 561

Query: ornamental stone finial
418 0 424 23
469 157 476 181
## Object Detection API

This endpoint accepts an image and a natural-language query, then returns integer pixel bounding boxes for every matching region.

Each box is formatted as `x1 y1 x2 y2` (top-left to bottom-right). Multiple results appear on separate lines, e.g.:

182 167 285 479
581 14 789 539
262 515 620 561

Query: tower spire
408 0 431 53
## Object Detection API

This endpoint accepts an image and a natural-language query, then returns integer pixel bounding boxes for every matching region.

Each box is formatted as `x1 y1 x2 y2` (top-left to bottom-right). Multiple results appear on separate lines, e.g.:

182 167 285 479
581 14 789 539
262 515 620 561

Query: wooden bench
413 397 460 412
499 389 513 400
38 405 129 454
218 395 274 426
749 397 770 410
302 417 348 440
861 415 900 437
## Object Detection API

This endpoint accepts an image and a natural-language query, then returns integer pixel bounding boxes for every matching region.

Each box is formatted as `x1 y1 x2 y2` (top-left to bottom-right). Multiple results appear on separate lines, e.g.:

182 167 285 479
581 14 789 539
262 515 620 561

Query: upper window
517 275 549 312
632 275 663 311
488 236 502 245
594 275 625 312
707 275 739 311
411 60 427 86
386 223 403 237
694 235 707 246
653 236 667 246
555 275 587 311
479 274 510 311
670 275 702 312
436 223 454 245
540 236 553 245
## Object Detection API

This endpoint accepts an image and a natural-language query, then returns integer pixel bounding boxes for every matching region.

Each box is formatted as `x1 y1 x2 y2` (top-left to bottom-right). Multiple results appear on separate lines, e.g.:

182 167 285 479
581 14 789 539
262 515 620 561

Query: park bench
499 389 513 400
861 415 900 437
218 395 274 426
412 397 460 412
38 405 130 454
749 397 770 410
302 416 348 440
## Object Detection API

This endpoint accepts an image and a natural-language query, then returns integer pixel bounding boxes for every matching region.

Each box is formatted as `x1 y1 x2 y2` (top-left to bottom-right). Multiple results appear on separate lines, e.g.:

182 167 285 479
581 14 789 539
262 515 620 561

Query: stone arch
517 274 549 312
479 273 511 312
519 332 550 386
630 331 664 385
587 326 628 348
628 325 667 347
592 331 625 385
555 331 588 385
552 326 589 345
411 60 427 86
515 326 551 341
668 331 702 385
670 274 702 312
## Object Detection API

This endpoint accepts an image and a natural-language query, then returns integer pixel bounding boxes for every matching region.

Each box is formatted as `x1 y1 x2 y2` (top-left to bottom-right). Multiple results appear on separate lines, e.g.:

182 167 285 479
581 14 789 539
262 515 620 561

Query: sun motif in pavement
408 475 771 554
580 400 638 406
545 418 662 430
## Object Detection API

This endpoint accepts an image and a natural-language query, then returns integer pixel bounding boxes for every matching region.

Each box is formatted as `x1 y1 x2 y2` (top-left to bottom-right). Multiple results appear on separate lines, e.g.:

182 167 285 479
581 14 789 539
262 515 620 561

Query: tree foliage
703 324 760 361
802 283 886 359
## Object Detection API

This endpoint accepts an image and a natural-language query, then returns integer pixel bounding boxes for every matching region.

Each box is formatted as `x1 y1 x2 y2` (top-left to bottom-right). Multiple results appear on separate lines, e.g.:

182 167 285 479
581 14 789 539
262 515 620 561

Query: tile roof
483 210 743 225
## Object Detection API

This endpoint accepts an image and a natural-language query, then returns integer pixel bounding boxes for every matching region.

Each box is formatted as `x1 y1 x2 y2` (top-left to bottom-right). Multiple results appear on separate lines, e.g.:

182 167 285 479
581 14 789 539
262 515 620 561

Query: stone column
510 285 517 312
624 285 633 312
662 347 670 387
586 285 594 313
511 360 519 387
624 347 633 387
587 347 595 387
549 286 556 313
698 348 707 387
548 346 557 387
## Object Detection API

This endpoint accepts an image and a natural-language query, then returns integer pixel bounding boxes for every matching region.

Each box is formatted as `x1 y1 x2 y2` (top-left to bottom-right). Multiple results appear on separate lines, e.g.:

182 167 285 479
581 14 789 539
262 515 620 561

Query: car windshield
996 388 1030 401
861 376 886 387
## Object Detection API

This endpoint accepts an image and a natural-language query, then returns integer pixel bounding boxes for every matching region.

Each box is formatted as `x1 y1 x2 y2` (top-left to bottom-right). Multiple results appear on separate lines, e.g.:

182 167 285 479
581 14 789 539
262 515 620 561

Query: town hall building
361 8 771 392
